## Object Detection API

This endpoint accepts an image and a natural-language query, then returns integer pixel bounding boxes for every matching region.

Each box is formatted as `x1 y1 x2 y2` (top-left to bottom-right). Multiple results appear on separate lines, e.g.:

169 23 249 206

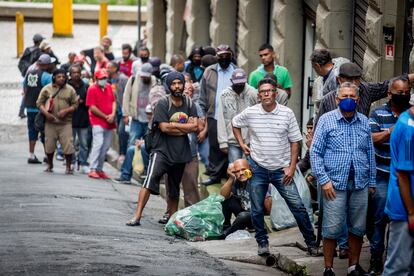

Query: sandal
126 218 141 226
44 168 53 173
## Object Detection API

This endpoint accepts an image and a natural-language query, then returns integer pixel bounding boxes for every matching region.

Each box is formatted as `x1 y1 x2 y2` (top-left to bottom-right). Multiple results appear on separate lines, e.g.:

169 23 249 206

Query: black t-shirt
153 96 198 164
69 80 89 128
231 180 250 211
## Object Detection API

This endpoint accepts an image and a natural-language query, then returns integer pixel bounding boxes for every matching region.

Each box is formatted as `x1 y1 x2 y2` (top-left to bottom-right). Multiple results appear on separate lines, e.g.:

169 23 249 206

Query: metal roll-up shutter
352 0 368 69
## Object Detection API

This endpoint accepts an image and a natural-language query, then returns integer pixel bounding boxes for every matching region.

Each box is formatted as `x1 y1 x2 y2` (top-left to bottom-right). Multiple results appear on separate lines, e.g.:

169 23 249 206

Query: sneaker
323 267 335 276
257 243 270 256
308 245 323 256
97 171 110 179
113 177 131 185
368 258 383 275
158 213 170 224
347 264 369 276
80 166 89 174
88 171 100 179
56 154 64 161
28 156 41 164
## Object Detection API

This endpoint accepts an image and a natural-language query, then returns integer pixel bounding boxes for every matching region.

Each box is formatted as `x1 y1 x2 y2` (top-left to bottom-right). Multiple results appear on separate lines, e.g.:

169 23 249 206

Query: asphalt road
0 127 237 276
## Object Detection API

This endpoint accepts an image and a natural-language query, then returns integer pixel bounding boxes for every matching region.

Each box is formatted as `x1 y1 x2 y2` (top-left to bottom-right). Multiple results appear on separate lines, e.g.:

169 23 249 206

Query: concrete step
0 1 147 23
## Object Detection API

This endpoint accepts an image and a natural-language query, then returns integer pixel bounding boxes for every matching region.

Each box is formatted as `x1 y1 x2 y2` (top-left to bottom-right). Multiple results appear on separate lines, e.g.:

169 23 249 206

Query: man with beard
366 76 412 274
311 82 376 275
217 69 257 162
233 77 320 257
199 44 237 185
119 43 135 77
126 71 198 226
37 69 78 174
68 65 90 174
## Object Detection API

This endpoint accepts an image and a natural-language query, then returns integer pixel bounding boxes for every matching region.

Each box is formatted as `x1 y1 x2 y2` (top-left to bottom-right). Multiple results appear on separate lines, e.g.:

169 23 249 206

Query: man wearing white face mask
86 69 117 179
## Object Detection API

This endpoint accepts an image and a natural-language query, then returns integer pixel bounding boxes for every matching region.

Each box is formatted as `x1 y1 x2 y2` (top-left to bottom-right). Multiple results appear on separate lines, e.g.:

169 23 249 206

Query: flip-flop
65 169 74 175
126 218 141 226
44 168 53 173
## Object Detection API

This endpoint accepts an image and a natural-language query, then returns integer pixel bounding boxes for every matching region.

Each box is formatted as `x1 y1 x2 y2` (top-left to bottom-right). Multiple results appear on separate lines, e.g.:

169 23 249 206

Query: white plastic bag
225 230 252 241
270 166 313 230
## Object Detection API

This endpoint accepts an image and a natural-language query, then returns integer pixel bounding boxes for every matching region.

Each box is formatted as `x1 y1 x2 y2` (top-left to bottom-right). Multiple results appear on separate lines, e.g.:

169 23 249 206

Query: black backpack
143 95 193 154
18 46 40 77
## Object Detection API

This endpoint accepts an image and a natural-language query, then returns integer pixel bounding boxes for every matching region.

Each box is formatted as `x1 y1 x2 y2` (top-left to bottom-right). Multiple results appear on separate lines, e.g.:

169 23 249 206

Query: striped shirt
369 102 398 173
232 103 302 170
310 109 376 190
314 80 390 126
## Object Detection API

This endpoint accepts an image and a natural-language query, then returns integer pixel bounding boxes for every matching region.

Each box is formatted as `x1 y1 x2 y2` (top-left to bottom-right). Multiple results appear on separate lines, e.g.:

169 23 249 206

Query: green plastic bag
165 194 225 241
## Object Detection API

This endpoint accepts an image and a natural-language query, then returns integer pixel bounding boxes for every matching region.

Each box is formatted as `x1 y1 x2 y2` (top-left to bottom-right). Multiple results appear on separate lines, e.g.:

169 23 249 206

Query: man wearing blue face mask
311 82 376 276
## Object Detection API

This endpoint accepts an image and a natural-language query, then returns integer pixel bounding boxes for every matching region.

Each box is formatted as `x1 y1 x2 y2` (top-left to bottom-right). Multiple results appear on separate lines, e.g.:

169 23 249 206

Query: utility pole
137 0 141 50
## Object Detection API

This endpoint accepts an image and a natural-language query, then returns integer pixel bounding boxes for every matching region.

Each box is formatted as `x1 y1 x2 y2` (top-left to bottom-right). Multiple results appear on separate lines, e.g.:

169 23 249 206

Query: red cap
94 69 108 79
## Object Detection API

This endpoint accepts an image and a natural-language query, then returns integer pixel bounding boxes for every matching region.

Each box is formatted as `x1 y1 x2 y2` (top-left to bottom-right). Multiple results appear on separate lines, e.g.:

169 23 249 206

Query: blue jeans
117 118 129 156
128 119 147 147
72 127 89 166
120 144 149 180
383 221 414 276
198 138 209 167
248 158 316 246
322 180 368 239
367 170 389 260
228 144 243 163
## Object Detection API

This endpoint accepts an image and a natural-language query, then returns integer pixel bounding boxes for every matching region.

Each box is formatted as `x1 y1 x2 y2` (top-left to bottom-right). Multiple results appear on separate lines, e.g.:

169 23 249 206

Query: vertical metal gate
352 0 369 70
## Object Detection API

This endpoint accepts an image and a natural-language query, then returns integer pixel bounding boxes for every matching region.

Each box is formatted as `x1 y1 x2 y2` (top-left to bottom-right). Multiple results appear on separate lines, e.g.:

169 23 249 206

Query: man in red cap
86 69 117 179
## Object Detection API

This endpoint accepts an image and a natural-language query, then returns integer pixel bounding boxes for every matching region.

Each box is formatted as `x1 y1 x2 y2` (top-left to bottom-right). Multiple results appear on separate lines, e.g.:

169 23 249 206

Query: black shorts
143 152 186 199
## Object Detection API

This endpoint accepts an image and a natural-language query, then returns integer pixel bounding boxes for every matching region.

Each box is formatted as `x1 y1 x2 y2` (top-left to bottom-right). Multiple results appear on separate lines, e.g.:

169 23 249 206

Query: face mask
218 57 231 69
193 60 201 66
391 94 411 111
82 78 89 85
140 56 149 63
98 79 107 88
338 98 357 112
232 84 245 94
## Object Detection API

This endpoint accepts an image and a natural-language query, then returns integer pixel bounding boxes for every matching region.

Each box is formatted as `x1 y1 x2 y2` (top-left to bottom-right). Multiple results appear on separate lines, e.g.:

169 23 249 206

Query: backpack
18 47 40 77
143 95 193 154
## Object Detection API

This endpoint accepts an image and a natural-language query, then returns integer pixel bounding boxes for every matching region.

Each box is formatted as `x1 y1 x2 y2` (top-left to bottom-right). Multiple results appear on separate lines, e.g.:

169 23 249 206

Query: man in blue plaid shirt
311 82 376 276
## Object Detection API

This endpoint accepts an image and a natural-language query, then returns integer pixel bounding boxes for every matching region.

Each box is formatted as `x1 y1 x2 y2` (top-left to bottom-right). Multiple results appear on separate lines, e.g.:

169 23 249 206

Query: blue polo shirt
385 109 414 221
369 102 398 173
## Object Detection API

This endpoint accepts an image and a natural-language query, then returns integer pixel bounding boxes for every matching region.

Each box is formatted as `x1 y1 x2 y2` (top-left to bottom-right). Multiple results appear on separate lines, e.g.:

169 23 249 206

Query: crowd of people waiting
18 32 414 276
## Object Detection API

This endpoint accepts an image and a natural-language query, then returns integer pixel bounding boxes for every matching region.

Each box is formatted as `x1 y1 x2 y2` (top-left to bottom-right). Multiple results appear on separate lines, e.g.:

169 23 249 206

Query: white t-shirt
232 103 302 170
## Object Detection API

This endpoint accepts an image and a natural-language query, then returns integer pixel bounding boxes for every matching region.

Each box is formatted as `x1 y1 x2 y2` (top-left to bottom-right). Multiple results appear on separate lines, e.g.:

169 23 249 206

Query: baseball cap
140 63 153 77
338 63 362 78
231 68 247 84
33 33 45 43
94 69 108 79
216 44 232 55
37 54 52 65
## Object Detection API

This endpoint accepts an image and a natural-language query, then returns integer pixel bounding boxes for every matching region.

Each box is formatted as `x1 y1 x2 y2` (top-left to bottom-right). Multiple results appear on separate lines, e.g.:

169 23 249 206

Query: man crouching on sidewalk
221 159 271 237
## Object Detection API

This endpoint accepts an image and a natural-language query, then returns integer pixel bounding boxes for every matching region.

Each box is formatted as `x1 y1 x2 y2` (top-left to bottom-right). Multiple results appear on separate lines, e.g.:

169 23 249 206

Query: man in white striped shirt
232 77 319 256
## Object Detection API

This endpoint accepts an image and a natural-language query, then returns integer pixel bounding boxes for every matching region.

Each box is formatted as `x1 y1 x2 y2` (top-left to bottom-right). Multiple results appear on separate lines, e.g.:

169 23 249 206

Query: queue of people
18 32 414 276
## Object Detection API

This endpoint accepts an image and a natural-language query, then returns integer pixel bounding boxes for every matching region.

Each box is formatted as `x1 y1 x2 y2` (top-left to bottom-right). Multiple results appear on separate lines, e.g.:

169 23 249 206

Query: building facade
145 0 413 129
